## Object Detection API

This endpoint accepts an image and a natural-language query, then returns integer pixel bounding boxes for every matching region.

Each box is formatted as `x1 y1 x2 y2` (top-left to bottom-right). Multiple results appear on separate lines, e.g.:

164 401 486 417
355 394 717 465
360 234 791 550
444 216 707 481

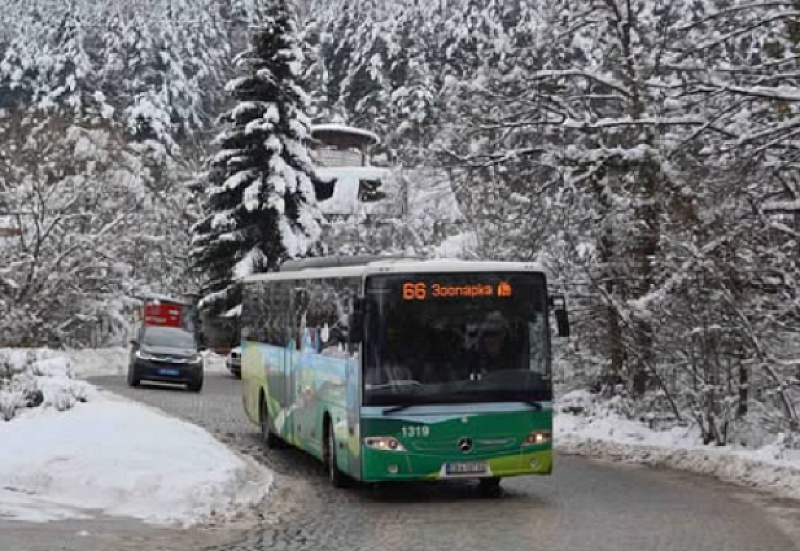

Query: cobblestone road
91 374 800 551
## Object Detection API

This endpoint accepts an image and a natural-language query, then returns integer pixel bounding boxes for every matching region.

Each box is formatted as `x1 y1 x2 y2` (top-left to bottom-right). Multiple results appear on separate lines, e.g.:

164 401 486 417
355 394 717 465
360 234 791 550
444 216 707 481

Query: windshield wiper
382 404 416 415
384 399 543 414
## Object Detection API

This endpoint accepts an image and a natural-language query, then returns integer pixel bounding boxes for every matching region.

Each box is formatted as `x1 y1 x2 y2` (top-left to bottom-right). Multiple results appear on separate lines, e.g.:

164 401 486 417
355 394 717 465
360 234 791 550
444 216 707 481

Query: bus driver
469 311 515 376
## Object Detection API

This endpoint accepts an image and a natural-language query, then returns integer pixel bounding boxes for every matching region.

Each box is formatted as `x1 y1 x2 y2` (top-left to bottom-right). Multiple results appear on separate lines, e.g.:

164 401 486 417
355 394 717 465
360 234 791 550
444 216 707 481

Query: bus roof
239 258 549 283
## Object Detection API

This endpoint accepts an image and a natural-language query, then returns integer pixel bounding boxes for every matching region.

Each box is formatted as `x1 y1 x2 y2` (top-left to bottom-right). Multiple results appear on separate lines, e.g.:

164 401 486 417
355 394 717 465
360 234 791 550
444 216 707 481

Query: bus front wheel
478 477 502 497
326 424 349 488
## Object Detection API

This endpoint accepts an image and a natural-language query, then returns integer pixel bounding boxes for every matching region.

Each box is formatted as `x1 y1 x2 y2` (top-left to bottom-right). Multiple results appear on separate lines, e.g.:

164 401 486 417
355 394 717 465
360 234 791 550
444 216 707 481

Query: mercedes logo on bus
458 437 473 453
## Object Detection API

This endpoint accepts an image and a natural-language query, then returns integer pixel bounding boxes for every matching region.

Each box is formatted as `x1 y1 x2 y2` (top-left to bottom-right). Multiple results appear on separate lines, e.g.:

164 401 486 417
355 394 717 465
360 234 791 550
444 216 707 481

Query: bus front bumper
360 446 553 482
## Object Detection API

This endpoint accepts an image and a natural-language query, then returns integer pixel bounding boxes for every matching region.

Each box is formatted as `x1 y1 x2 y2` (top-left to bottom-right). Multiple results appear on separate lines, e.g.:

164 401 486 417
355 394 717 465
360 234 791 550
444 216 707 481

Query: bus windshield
363 272 551 407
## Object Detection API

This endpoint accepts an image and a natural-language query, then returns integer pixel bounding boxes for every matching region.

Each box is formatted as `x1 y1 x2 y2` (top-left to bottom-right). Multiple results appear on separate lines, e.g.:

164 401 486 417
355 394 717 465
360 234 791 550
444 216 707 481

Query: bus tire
478 477 502 497
260 396 281 449
326 422 348 488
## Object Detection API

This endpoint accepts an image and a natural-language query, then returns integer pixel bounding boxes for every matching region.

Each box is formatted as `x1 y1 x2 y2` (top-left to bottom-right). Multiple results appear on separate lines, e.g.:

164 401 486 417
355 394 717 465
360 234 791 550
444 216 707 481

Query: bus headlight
364 436 406 452
523 431 552 446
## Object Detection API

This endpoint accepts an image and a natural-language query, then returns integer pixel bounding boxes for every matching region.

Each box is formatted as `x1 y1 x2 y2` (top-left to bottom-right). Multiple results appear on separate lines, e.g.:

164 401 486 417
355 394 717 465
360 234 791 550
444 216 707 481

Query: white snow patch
280 218 311 258
763 199 800 212
6 347 230 378
0 348 271 525
0 398 271 526
316 166 392 215
64 348 130 378
234 247 262 279
433 231 478 258
555 393 800 500
201 351 231 374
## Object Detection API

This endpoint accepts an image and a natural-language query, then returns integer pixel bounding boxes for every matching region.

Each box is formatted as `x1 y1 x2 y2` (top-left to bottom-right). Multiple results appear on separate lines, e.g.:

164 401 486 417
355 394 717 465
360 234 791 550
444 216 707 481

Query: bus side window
265 282 289 348
305 283 324 354
264 283 277 345
294 286 311 351
321 281 345 352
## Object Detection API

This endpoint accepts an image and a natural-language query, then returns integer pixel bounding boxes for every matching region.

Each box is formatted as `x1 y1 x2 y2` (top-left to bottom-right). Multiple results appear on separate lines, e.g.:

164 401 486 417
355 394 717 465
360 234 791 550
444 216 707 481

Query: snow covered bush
0 349 93 421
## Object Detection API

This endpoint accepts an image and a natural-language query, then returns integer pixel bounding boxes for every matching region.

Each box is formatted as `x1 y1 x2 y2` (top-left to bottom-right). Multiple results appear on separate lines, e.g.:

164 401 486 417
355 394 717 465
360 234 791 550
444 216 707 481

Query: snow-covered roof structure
309 123 468 257
310 123 381 169
310 124 380 147
316 166 394 215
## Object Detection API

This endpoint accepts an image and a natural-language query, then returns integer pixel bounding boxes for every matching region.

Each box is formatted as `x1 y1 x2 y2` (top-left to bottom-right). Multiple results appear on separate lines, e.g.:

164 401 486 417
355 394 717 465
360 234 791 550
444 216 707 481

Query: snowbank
0 350 96 421
0 398 271 526
66 347 130 377
0 347 270 525
555 390 800 500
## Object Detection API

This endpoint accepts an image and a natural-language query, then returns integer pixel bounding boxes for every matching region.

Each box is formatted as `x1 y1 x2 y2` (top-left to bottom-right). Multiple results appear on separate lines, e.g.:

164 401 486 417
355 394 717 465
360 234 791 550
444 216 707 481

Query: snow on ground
0 348 270 526
65 347 130 377
4 347 233 378
555 390 800 500
0 398 271 526
202 350 232 374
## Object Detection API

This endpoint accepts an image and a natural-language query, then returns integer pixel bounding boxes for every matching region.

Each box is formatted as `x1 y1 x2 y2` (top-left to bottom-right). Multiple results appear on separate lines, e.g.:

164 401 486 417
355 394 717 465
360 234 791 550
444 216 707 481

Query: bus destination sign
403 281 513 301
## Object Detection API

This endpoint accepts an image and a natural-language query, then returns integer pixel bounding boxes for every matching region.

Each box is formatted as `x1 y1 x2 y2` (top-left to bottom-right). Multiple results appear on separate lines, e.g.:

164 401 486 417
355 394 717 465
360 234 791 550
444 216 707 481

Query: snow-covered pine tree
385 5 438 165
192 0 323 317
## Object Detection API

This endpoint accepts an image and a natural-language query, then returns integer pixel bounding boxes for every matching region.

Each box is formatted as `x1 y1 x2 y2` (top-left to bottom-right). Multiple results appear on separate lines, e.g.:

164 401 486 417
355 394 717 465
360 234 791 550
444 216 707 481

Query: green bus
239 257 569 491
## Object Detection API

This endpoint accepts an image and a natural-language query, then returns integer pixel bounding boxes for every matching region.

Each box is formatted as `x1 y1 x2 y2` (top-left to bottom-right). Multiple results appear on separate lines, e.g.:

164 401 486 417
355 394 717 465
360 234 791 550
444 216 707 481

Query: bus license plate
159 368 179 376
445 461 487 475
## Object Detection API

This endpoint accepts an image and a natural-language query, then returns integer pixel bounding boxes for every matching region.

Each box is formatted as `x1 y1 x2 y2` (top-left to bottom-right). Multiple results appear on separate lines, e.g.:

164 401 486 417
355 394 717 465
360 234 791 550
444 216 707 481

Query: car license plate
445 461 487 475
159 368 179 376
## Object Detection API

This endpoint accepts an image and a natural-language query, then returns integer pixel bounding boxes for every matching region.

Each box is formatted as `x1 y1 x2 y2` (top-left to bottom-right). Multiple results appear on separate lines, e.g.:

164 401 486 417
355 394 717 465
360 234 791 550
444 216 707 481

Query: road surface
90 373 800 551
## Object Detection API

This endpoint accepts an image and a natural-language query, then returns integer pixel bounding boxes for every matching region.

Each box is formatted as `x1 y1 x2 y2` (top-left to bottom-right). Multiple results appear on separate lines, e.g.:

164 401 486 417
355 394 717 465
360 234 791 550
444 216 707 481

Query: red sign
143 302 183 328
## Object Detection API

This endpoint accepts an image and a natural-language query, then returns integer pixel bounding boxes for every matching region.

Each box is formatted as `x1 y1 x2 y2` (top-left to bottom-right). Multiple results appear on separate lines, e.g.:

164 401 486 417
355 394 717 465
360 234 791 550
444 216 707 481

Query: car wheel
127 366 141 388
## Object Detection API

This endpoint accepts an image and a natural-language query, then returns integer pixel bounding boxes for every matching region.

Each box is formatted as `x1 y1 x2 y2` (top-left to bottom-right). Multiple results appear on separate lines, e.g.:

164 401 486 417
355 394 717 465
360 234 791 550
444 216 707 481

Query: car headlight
364 436 406 452
135 351 156 360
191 354 203 364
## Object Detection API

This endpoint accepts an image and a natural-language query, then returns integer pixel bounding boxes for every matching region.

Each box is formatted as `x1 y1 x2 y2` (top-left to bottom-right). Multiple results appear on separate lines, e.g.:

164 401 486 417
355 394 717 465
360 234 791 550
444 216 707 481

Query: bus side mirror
348 297 364 343
550 294 570 338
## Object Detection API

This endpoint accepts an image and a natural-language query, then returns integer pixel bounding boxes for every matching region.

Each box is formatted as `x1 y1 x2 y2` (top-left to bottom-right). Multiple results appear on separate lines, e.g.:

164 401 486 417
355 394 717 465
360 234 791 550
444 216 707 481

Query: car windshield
363 272 550 407
141 327 197 349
